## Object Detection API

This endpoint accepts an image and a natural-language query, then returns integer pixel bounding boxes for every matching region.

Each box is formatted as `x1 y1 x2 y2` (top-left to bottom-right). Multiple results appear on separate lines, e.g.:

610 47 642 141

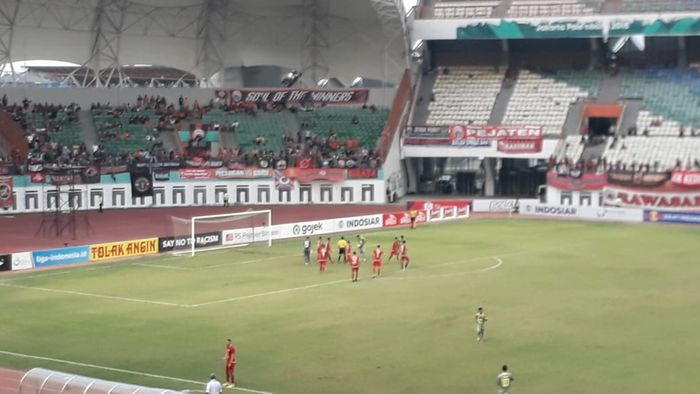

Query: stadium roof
0 0 408 87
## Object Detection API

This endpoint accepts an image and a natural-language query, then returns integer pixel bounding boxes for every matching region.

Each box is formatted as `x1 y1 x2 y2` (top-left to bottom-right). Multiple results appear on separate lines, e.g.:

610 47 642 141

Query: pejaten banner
0 176 12 209
347 168 379 179
406 199 472 212
547 171 608 191
90 238 158 261
457 17 700 40
405 125 545 153
671 170 700 187
158 232 222 253
214 88 370 105
644 210 700 225
603 187 700 210
497 139 543 154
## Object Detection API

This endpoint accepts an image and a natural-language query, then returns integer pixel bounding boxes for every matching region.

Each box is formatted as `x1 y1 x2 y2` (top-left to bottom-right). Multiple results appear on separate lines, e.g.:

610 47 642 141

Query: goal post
166 209 272 256
189 209 272 256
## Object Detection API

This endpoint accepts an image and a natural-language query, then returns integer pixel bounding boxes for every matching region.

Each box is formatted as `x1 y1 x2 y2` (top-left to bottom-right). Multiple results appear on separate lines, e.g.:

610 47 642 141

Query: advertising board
90 238 158 261
32 246 90 267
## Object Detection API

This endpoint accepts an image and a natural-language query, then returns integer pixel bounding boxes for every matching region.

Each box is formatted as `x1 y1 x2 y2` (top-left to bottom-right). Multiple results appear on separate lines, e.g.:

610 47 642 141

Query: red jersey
346 243 352 256
400 244 408 257
318 247 327 262
226 344 236 363
372 248 383 263
350 255 360 268
391 240 400 253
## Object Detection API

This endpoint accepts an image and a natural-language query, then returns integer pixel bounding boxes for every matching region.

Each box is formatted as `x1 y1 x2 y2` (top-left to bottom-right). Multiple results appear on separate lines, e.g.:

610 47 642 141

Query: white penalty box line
0 350 272 394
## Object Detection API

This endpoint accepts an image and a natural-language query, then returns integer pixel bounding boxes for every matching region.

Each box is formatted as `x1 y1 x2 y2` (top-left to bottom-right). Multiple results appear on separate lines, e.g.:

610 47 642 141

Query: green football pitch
1 218 699 394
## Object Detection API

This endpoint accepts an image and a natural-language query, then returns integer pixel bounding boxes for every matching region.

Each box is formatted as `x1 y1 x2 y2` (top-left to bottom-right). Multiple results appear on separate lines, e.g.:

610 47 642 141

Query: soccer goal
169 209 272 256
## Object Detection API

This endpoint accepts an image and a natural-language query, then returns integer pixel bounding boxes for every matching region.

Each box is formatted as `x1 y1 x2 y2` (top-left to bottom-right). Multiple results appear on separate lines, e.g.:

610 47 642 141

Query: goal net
168 209 272 256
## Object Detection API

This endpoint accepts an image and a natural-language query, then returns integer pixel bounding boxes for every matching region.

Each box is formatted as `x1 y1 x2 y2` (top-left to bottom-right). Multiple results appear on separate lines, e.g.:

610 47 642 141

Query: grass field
1 218 699 394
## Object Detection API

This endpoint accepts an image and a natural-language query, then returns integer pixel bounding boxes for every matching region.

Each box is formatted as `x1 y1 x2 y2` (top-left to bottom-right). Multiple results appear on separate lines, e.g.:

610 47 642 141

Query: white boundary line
0 283 190 307
0 350 272 394
132 263 195 271
190 279 348 307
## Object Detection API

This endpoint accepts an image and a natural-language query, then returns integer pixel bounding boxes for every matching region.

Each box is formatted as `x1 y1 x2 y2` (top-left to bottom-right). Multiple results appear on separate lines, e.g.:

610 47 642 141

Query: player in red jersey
223 339 236 388
400 240 410 271
316 237 324 258
325 237 333 263
345 242 353 262
350 251 360 282
318 246 328 272
372 245 383 278
388 237 400 262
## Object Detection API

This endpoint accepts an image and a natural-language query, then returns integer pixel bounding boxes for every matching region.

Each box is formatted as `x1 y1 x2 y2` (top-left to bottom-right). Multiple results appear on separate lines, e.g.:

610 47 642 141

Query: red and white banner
671 170 700 187
179 167 272 180
347 168 378 179
284 168 345 183
406 199 472 211
547 171 608 191
449 125 543 140
497 139 543 154
382 210 428 228
29 172 46 184
603 187 700 210
0 176 13 209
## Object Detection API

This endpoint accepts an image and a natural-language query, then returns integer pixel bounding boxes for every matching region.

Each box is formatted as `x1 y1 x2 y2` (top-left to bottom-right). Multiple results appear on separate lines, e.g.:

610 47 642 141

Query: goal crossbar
190 209 272 256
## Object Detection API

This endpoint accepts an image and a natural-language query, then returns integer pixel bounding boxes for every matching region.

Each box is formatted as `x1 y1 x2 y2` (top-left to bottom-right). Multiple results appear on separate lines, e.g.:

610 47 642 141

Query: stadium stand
502 70 591 135
555 135 586 164
91 106 162 156
507 0 600 17
426 67 504 126
297 106 389 148
622 68 700 132
602 136 700 171
619 0 700 13
432 1 497 18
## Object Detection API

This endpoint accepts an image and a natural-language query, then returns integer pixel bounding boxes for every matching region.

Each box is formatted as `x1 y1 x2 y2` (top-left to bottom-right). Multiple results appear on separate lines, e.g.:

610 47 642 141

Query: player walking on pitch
372 245 383 278
303 236 311 264
356 234 366 256
318 245 328 272
497 365 514 393
399 240 410 271
388 237 400 262
475 307 488 342
350 251 360 282
223 339 236 387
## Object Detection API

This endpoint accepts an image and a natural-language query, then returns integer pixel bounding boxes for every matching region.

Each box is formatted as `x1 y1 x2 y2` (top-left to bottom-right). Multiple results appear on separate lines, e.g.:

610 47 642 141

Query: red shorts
226 363 236 373
319 261 327 266
390 251 399 256
373 261 381 267
401 255 409 260
351 267 359 273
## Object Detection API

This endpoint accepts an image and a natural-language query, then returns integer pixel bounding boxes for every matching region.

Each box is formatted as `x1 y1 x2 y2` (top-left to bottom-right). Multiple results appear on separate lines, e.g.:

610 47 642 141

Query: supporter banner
185 158 224 168
134 162 180 169
284 168 345 183
347 168 378 179
497 138 543 154
406 199 472 211
90 238 158 261
547 171 608 191
11 252 33 271
158 232 222 253
671 170 700 187
130 167 154 198
607 170 670 188
403 137 453 146
0 176 12 209
0 164 11 175
0 254 10 272
80 166 101 184
603 187 700 210
383 210 428 228
215 88 370 105
645 210 700 225
100 165 128 174
275 170 294 190
179 167 273 180
153 170 170 182
457 17 700 40
29 172 46 183
32 246 90 268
